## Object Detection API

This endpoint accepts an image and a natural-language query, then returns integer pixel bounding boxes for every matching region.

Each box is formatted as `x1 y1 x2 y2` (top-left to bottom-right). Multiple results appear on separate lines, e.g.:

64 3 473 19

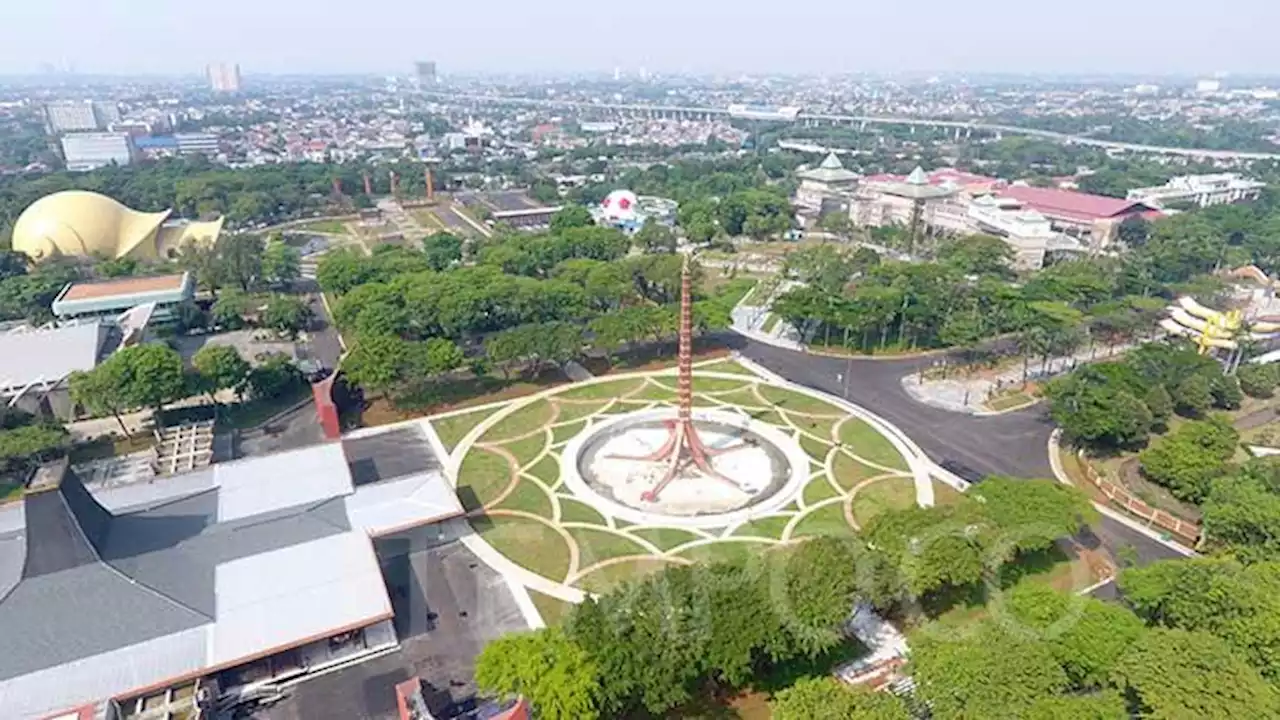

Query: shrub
1238 364 1278 399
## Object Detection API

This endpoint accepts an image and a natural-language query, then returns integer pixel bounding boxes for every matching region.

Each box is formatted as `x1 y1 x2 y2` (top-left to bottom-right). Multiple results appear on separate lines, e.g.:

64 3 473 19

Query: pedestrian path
901 343 1138 414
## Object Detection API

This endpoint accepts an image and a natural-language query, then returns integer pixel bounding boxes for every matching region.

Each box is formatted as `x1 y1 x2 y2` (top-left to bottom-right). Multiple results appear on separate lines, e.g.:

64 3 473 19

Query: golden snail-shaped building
11 190 223 262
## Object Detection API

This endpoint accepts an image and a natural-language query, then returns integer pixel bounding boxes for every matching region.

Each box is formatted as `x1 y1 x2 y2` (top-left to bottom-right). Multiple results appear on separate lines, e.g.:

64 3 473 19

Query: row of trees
475 478 1097 718
0 407 69 478
67 342 303 434
1046 341 1242 452
321 221 742 402
906 575 1279 719
0 156 451 231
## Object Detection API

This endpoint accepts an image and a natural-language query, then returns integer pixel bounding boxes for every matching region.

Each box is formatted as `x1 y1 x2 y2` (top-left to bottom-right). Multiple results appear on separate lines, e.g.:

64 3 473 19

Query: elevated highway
424 91 1280 161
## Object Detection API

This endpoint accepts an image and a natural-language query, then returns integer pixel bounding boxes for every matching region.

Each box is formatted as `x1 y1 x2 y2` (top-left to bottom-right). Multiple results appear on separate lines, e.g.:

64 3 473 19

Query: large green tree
261 237 302 287
1138 416 1239 502
474 628 601 720
1119 557 1280 681
771 677 911 720
191 344 250 403
112 344 187 414
1003 581 1146 688
1110 628 1280 719
910 623 1070 719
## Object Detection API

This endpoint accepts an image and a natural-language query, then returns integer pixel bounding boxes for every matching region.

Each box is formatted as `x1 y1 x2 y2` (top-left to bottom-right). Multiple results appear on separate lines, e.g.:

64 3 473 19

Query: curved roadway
736 338 1187 567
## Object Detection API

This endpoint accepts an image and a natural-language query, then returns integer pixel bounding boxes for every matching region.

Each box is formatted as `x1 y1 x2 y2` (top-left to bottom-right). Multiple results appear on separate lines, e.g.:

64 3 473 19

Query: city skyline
0 0 1274 77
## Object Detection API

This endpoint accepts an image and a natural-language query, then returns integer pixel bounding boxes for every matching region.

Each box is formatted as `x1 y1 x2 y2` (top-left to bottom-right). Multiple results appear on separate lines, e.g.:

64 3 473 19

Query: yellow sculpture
1161 297 1279 353
11 190 223 262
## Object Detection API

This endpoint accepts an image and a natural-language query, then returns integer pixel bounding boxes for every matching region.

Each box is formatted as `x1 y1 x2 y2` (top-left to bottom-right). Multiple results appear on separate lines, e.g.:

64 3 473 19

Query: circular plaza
434 358 941 599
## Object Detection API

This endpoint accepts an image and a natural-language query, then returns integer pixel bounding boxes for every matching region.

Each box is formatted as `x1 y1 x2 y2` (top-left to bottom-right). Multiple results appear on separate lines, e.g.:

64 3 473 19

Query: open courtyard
429 358 957 601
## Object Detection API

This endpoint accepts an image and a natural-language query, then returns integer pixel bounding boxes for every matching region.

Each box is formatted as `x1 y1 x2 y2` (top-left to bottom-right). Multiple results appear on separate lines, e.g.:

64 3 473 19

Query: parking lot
258 523 530 720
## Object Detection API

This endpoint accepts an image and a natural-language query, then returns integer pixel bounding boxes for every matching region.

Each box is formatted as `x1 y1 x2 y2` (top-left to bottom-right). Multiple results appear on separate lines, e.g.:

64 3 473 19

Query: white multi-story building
966 195 1059 270
61 132 135 171
795 153 860 212
45 101 99 133
174 132 220 156
1127 173 1267 209
207 62 241 92
93 101 121 126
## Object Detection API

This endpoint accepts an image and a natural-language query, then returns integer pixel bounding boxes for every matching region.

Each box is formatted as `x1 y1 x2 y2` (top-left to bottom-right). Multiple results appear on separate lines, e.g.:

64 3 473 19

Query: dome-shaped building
599 189 640 222
11 190 223 262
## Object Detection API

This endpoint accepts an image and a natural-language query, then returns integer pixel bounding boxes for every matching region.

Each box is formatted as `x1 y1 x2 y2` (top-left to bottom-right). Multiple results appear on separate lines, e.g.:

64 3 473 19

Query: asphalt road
298 279 344 371
738 339 1186 566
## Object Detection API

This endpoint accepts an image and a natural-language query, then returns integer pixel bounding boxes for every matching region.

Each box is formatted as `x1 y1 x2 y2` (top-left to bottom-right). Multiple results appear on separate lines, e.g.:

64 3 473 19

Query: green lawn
697 359 760 377
558 496 607 525
851 477 917 527
732 515 794 539
295 218 350 234
483 399 556 442
550 399 608 424
688 377 757 394
456 448 513 509
802 476 841 506
831 451 883 490
785 411 839 442
567 526 651 567
757 385 843 416
791 502 854 539
986 391 1037 412
550 420 587 445
527 454 559 485
711 387 769 409
631 383 680 401
798 434 833 463
674 541 766 566
474 515 571 582
838 418 908 470
529 590 574 627
762 314 781 334
713 278 758 307
431 408 495 452
629 527 704 552
555 378 645 401
502 432 548 469
934 479 967 505
576 557 675 595
494 478 554 519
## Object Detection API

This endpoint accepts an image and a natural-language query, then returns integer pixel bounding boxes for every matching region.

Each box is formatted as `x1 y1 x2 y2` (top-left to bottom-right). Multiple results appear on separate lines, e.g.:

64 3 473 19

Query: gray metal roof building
0 323 106 397
0 421 461 719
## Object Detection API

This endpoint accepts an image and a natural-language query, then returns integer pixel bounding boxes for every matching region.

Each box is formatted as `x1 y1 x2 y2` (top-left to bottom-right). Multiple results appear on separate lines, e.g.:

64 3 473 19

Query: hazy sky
0 0 1275 77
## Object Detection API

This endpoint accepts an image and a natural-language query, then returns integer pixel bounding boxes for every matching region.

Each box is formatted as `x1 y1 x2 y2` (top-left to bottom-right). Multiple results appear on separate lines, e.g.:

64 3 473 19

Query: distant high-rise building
207 63 242 92
415 61 437 86
61 132 135 171
45 101 99 133
1196 78 1221 94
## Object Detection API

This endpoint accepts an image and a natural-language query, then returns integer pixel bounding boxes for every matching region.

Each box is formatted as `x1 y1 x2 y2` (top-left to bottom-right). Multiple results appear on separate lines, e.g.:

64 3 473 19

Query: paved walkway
901 342 1138 414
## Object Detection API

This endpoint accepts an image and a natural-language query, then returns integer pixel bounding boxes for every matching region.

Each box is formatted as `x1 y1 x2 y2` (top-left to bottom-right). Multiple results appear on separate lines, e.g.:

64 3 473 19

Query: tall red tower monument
624 254 738 502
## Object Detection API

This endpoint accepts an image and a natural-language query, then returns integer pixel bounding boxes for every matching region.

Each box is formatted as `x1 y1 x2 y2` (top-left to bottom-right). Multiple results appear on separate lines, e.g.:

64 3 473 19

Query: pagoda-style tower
626 254 740 502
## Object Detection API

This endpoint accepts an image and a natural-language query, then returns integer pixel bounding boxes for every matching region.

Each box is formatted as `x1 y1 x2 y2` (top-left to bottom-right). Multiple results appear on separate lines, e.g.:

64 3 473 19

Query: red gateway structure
619 255 741 502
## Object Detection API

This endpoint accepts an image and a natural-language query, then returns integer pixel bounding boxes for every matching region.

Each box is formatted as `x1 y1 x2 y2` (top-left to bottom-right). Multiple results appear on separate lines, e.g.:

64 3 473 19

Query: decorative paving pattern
435 361 924 597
